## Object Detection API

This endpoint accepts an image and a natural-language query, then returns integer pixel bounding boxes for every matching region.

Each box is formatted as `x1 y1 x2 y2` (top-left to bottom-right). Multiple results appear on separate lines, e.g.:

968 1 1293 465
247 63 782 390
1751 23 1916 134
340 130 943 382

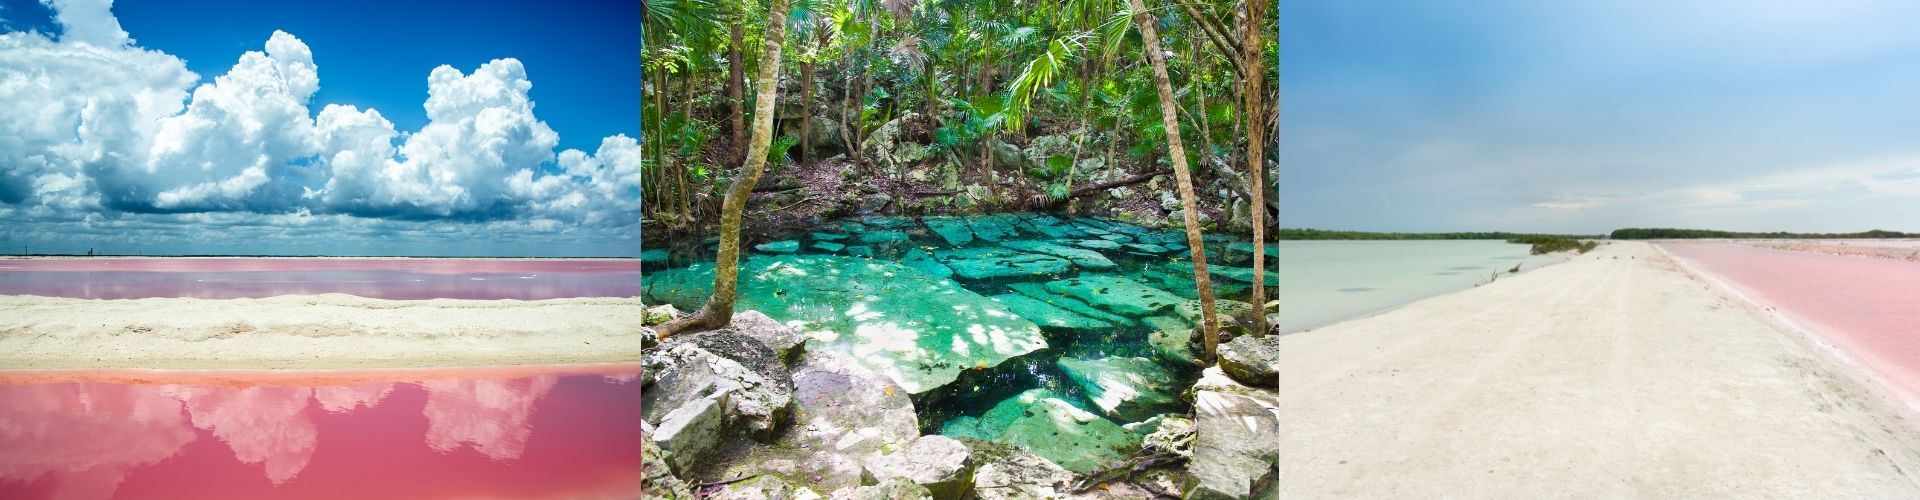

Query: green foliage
1507 235 1598 254
769 135 800 162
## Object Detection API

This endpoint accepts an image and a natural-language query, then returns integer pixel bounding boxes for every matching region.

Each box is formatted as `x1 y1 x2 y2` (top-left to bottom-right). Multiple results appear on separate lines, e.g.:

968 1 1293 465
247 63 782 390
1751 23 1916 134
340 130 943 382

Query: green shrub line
1608 228 1914 240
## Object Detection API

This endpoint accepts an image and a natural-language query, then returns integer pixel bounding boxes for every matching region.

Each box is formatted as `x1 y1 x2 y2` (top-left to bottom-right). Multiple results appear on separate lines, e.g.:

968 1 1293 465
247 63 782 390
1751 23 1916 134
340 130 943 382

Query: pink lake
0 258 640 299
1663 243 1920 409
0 365 641 500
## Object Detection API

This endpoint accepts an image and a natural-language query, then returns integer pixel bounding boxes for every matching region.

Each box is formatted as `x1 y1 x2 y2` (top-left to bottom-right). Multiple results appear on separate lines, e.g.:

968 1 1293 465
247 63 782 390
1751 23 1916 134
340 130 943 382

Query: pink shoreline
1661 242 1920 413
0 362 644 386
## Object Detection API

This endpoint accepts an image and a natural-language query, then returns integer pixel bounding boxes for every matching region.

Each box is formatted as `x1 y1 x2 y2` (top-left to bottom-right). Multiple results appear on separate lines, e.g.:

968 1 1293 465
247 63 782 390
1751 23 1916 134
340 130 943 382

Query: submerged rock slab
902 248 953 279
757 240 802 253
1001 240 1118 271
813 232 850 241
966 214 1023 242
1043 274 1184 317
641 255 1046 394
1056 356 1182 422
990 293 1114 331
922 217 976 246
642 249 669 264
934 247 1072 280
940 388 1139 474
1073 239 1123 250
813 241 847 253
860 230 911 244
1005 283 1136 327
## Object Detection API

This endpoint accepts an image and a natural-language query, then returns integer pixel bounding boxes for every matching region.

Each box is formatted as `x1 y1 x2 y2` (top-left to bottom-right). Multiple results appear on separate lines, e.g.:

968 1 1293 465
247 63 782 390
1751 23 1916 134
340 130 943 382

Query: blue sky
0 0 640 256
1280 0 1920 234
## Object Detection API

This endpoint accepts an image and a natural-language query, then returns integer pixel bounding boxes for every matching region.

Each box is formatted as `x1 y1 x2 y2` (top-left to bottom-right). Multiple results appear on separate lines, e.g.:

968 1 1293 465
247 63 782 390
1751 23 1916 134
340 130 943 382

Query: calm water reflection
0 365 641 499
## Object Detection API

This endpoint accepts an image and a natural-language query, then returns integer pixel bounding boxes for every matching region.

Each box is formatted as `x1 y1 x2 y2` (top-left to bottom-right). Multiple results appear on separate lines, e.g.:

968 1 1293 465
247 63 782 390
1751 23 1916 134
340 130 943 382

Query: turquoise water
1272 240 1562 333
641 215 1271 445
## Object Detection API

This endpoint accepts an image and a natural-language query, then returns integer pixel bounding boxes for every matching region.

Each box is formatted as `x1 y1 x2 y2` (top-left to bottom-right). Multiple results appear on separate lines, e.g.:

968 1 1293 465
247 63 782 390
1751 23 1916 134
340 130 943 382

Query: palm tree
655 0 792 338
1125 0 1221 359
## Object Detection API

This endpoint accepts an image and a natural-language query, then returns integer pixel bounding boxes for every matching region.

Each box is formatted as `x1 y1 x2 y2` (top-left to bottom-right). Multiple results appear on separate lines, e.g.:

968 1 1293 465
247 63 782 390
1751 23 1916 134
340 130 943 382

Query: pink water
1663 243 1920 408
0 258 640 299
0 365 642 499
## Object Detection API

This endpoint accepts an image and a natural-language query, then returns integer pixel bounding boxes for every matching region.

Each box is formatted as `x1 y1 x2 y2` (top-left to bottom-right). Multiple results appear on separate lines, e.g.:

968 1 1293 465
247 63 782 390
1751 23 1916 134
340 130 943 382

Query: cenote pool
0 365 641 500
642 214 1279 441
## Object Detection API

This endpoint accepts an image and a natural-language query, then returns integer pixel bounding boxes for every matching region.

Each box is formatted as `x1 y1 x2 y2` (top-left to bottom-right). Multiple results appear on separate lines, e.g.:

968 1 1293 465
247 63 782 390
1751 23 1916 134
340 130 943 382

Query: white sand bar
1272 241 1920 497
0 294 645 369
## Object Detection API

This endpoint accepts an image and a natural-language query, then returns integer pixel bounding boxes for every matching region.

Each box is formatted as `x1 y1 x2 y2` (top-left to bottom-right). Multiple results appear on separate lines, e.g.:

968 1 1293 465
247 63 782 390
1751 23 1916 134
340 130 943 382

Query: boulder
991 293 1113 331
642 255 1047 394
828 478 932 500
644 303 681 326
1218 335 1278 387
706 350 920 494
709 475 825 500
1055 356 1182 422
934 247 1072 280
940 389 1139 474
643 343 793 441
966 441 1075 500
862 435 974 499
858 193 892 214
1044 275 1184 317
1000 240 1118 270
642 438 694 498
757 240 802 254
1139 416 1195 458
1187 368 1280 500
650 393 726 476
922 216 976 246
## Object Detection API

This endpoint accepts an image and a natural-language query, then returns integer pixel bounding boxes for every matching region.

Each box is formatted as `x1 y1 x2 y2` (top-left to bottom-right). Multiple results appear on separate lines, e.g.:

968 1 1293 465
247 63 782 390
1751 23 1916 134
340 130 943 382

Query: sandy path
0 294 646 369
1272 241 1920 497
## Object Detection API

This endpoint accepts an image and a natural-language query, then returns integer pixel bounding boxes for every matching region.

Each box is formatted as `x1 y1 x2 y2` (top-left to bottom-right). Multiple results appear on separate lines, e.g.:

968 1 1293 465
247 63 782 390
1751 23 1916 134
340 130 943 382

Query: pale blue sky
1279 0 1920 234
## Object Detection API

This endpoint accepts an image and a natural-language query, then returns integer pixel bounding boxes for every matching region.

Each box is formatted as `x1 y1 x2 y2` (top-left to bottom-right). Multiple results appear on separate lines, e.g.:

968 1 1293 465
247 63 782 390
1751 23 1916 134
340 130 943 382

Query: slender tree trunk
802 60 814 164
728 23 748 163
656 0 790 338
1245 0 1269 335
1128 0 1221 360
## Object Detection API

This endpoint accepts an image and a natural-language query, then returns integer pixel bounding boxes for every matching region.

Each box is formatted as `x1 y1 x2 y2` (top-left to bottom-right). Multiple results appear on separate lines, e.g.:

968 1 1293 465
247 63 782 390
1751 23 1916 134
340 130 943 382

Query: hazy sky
1279 0 1920 234
0 0 640 256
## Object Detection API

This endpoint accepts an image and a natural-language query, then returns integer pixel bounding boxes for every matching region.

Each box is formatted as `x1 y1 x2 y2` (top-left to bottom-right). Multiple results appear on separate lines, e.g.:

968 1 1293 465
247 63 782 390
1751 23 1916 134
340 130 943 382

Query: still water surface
0 365 641 500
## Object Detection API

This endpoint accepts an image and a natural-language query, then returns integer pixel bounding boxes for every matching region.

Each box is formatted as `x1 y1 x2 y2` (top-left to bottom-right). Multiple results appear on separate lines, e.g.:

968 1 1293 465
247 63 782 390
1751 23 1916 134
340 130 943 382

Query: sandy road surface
1272 241 1920 497
0 294 646 369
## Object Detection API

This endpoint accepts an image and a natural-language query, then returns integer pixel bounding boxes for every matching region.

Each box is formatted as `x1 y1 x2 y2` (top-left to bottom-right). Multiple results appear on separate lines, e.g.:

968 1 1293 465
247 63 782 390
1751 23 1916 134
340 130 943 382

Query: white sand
1272 241 1920 497
0 294 646 369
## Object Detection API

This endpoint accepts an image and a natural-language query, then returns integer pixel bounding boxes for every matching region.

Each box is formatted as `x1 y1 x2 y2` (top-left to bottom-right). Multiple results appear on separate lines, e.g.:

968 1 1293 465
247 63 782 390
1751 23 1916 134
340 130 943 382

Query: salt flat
0 294 647 369
1270 241 1920 497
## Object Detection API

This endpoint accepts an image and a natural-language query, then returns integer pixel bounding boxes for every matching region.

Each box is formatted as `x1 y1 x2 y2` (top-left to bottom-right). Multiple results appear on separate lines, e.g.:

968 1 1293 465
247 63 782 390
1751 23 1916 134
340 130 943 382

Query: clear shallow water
0 259 641 299
0 365 641 500
643 215 1270 431
1272 240 1561 333
1663 243 1920 408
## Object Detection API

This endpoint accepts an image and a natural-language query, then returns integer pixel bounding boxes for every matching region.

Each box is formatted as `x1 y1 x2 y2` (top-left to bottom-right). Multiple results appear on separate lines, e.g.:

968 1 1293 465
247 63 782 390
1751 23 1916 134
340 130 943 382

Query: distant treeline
1609 228 1916 240
1507 235 1598 255
1278 229 1603 241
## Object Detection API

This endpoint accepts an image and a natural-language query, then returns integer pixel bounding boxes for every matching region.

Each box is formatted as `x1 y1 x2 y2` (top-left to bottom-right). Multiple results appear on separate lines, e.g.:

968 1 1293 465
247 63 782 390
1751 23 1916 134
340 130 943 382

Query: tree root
1069 450 1187 493
652 303 732 339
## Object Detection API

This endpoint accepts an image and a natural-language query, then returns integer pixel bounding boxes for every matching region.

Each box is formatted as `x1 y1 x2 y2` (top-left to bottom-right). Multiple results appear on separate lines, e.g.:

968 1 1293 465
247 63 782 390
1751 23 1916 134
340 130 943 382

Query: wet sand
0 294 647 370
1270 241 1920 497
